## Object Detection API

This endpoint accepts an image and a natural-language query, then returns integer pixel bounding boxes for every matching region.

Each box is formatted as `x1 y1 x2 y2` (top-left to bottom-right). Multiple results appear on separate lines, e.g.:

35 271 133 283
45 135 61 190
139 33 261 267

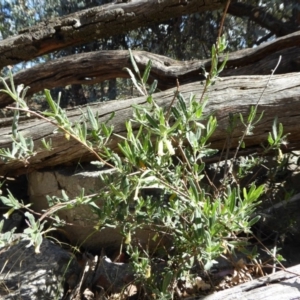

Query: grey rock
27 166 171 253
0 236 81 300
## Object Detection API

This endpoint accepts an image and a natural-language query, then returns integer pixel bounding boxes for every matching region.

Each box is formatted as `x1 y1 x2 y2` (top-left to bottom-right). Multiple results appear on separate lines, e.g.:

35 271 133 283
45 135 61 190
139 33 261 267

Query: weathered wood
189 264 300 300
1 72 300 176
0 0 224 70
1 32 300 108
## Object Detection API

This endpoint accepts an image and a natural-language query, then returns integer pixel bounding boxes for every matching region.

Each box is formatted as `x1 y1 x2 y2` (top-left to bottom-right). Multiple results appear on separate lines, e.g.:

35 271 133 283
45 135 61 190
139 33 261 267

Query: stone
0 235 81 300
27 165 170 253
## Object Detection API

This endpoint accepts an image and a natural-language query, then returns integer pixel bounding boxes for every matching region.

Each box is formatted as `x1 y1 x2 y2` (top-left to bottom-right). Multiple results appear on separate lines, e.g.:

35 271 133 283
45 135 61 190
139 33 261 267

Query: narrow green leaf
146 95 153 104
253 111 264 125
248 215 261 227
87 106 99 131
0 76 14 100
149 79 157 95
243 187 248 201
272 117 278 140
123 67 145 96
25 211 35 225
61 190 69 201
267 132 274 146
128 48 140 75
158 108 166 126
229 189 236 213
126 121 133 140
217 53 228 74
188 178 199 202
211 44 216 59
171 106 181 119
100 123 108 137
21 86 30 101
142 60 152 84
177 93 187 112
239 113 245 125
161 271 173 293
278 122 283 139
9 70 16 95
106 112 115 123
247 106 257 123
44 89 58 114
145 113 159 128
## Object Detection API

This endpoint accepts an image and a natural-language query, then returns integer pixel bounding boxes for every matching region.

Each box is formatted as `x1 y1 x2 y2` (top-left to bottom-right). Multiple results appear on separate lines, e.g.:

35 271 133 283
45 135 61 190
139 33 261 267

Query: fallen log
0 0 224 70
1 72 300 176
188 264 300 300
1 38 300 108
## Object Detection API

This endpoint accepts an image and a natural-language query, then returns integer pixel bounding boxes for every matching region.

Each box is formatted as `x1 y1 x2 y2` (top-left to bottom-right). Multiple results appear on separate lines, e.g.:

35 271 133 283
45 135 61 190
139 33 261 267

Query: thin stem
6 106 115 169
227 55 282 177
217 0 231 40
199 0 231 104
165 78 180 122
177 144 202 195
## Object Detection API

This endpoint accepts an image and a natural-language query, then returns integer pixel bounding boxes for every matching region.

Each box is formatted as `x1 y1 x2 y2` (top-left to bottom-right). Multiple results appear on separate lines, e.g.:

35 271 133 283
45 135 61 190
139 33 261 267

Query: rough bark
1 72 300 176
1 30 300 109
0 0 224 69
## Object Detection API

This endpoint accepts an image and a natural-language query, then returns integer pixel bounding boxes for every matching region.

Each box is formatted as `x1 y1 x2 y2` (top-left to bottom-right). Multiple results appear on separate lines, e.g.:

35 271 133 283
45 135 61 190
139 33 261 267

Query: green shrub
0 37 288 298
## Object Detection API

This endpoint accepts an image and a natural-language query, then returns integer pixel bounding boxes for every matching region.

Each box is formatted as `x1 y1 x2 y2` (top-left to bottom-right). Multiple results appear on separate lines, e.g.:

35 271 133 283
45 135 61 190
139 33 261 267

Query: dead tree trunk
0 0 224 69
1 31 300 108
1 72 300 176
